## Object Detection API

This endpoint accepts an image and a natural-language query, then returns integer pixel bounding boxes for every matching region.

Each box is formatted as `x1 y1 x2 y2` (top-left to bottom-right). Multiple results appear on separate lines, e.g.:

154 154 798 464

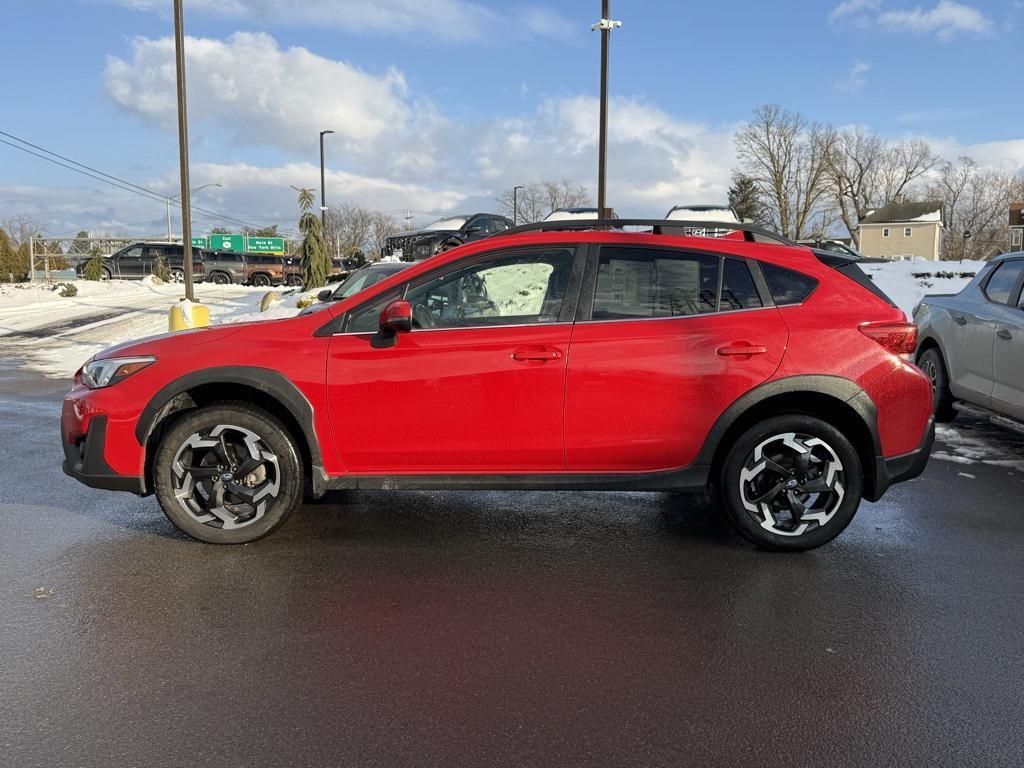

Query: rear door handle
716 345 768 357
954 315 968 326
511 346 563 362
997 329 1013 341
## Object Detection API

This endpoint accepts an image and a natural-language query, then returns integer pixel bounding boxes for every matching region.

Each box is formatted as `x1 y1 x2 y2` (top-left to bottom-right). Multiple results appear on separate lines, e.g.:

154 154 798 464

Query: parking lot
3 360 1023 768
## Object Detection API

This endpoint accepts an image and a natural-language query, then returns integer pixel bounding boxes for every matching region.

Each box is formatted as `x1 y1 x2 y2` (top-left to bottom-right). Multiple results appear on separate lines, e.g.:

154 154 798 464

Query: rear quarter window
760 263 818 306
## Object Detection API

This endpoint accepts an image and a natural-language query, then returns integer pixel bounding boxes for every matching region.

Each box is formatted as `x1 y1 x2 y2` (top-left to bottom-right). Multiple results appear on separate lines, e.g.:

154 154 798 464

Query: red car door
326 246 581 474
564 247 789 472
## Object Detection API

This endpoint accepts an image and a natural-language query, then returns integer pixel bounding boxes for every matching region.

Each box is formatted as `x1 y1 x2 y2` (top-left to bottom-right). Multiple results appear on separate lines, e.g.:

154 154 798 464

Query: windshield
423 216 468 231
332 266 401 299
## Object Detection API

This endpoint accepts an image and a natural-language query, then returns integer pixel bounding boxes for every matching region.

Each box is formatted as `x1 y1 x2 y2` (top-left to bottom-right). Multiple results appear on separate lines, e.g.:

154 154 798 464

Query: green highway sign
191 236 208 249
209 234 245 252
246 236 286 254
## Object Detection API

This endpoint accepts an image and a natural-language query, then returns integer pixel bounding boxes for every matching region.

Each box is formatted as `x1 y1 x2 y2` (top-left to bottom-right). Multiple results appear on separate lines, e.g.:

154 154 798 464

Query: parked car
61 218 933 550
323 261 413 301
665 204 741 238
914 252 1024 429
78 241 205 282
202 251 247 285
382 213 513 260
245 254 289 287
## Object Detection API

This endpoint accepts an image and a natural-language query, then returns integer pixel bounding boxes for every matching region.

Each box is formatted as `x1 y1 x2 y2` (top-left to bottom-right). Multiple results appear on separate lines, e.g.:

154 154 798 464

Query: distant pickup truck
914 252 1024 432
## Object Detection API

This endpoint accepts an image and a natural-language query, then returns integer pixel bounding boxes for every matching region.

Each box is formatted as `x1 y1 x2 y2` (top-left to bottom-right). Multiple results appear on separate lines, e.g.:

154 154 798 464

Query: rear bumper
61 413 146 494
866 415 935 502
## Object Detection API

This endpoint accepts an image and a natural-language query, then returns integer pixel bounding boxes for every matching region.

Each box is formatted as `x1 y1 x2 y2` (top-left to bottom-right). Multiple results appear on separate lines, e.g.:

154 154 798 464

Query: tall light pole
166 183 222 241
592 2 621 221
173 0 195 301
319 129 334 248
513 185 525 225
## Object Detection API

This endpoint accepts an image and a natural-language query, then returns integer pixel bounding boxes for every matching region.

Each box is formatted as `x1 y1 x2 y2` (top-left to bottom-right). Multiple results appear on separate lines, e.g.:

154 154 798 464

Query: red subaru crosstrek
61 220 934 550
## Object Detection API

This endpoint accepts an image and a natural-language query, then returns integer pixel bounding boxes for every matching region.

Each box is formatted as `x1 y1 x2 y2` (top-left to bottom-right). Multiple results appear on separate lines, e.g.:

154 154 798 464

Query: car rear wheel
251 273 271 287
211 271 230 285
917 347 956 423
169 268 185 283
153 404 303 544
719 415 862 551
286 275 303 286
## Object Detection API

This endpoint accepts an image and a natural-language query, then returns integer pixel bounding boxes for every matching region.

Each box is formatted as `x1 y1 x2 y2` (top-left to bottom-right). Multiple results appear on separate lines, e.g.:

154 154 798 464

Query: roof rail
492 218 795 246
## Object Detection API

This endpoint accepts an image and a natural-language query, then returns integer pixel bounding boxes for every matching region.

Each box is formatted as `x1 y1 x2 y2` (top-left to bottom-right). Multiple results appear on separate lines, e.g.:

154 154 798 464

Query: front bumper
866 415 935 502
62 412 146 495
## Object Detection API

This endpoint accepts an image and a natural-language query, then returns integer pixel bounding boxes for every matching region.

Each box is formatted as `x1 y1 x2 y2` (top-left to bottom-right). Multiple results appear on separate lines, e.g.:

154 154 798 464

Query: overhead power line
0 129 264 230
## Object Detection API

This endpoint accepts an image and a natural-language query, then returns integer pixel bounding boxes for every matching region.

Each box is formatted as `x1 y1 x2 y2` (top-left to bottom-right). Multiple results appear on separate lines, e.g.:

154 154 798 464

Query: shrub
52 282 78 297
152 254 171 282
82 248 105 281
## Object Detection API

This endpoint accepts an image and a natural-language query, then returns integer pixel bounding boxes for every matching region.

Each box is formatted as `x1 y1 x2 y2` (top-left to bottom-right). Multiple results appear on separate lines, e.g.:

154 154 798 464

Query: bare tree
369 211 402 258
496 179 591 223
927 157 1021 261
734 105 835 240
828 129 938 245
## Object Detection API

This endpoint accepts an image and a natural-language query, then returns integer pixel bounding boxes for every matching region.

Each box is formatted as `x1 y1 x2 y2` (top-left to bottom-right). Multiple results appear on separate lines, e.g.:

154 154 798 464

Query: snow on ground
860 258 983 317
933 424 1024 474
0 277 309 378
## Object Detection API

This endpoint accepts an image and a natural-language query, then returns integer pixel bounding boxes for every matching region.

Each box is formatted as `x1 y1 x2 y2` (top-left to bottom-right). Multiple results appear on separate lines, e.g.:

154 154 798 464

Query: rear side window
983 261 1024 305
592 247 719 320
720 258 763 311
761 263 818 306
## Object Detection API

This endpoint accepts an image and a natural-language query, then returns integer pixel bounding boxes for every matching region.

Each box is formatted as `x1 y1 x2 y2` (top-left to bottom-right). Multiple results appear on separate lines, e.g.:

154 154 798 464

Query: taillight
859 322 918 355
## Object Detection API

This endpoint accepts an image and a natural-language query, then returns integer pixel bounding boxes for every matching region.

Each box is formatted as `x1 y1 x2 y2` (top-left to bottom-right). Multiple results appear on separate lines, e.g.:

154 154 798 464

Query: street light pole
319 129 334 247
513 186 525 225
593 1 621 221
173 0 195 301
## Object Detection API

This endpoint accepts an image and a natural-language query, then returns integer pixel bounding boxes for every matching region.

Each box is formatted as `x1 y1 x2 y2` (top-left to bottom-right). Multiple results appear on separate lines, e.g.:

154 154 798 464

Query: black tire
438 237 462 253
169 268 185 283
152 403 304 544
286 275 303 287
211 271 230 285
101 267 112 281
917 347 956 423
251 273 271 287
719 415 863 551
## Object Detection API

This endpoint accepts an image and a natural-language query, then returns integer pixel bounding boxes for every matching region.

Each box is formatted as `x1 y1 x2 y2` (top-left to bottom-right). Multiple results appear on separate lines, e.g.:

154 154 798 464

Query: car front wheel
719 415 862 551
152 403 303 544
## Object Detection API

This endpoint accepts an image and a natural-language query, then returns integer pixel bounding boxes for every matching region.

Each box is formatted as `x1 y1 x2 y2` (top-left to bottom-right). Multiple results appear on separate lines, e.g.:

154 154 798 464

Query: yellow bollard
169 300 210 331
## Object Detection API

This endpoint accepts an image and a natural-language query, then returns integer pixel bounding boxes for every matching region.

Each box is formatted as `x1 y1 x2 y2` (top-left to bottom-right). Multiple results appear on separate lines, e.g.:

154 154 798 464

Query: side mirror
465 225 484 235
317 289 334 302
379 299 413 334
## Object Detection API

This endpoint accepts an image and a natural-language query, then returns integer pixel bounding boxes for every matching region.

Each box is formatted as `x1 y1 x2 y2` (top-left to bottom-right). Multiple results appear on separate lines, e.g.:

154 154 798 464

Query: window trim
981 259 1024 307
332 244 587 335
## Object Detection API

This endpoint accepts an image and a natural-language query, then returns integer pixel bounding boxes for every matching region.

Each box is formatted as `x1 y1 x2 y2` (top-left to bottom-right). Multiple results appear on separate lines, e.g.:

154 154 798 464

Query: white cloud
104 33 446 177
836 61 871 92
879 1 992 39
830 1 993 40
109 0 573 43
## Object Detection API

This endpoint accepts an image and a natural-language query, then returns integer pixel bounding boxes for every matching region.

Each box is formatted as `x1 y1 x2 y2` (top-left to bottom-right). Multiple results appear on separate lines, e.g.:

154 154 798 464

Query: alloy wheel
738 432 846 537
170 424 282 531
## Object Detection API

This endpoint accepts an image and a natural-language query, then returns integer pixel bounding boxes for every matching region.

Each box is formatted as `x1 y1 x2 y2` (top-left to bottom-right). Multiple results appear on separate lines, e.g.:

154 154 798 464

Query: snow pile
860 259 984 317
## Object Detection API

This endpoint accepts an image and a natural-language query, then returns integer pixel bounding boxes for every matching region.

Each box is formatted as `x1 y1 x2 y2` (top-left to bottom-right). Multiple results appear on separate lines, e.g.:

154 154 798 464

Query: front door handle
511 346 563 362
717 344 768 357
997 329 1013 341
954 315 968 326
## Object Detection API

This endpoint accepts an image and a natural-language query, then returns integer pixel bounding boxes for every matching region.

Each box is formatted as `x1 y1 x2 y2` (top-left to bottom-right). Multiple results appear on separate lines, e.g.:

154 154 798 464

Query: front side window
592 247 718 320
984 261 1024 305
406 249 573 329
346 248 574 333
118 247 143 260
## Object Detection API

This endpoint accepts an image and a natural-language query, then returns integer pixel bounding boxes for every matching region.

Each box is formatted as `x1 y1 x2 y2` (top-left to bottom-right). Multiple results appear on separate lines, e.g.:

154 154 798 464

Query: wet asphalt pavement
2 362 1023 768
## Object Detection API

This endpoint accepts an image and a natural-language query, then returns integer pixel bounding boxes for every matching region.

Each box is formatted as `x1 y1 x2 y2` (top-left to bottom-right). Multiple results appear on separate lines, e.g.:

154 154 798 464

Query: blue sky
1 0 1019 236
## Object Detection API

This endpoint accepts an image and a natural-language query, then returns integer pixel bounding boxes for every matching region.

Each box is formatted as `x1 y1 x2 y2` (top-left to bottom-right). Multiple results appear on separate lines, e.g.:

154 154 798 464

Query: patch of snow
665 206 739 224
908 210 942 223
860 258 984 317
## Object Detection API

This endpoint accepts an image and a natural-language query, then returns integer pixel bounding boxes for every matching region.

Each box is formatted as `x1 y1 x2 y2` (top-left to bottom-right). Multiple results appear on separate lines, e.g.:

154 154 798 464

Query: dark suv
383 213 513 260
202 251 247 284
81 242 205 283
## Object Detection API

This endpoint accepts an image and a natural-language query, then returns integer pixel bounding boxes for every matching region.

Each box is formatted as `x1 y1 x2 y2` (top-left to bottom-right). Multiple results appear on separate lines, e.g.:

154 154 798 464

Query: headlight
81 356 156 389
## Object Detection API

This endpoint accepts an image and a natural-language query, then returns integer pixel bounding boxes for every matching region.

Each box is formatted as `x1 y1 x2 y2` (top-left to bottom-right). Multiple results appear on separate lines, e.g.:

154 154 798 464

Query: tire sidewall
720 415 863 551
153 405 303 544
919 348 956 421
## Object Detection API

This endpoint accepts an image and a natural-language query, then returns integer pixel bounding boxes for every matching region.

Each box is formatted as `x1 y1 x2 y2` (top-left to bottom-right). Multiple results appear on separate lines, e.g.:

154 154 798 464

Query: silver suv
914 253 1024 428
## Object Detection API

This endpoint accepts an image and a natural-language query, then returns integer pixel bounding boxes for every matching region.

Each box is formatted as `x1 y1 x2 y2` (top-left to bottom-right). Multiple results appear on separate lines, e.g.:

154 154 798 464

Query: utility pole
592 2 621 221
513 186 524 225
173 0 195 301
319 130 334 247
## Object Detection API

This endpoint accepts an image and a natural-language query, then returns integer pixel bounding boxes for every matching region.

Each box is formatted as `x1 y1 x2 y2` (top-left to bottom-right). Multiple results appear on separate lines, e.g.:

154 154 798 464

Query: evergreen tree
82 247 105 281
152 253 171 282
728 173 766 225
0 228 22 281
295 188 330 289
